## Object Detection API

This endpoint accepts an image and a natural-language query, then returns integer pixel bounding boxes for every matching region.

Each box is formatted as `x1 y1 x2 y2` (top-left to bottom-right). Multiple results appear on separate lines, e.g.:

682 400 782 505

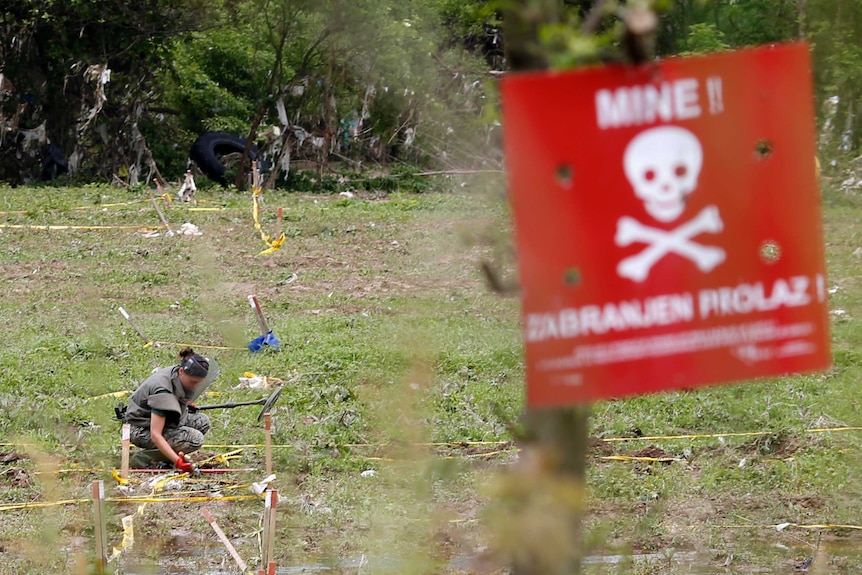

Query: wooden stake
120 424 131 480
264 413 272 477
202 506 248 572
252 161 261 190
261 489 272 566
92 480 107 574
274 207 283 240
267 561 277 575
149 187 172 234
265 489 278 567
248 295 270 336
119 307 151 343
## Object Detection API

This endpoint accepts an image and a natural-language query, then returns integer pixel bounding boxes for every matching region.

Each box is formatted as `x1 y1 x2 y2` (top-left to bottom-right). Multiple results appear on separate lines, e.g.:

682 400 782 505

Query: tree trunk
502 2 590 575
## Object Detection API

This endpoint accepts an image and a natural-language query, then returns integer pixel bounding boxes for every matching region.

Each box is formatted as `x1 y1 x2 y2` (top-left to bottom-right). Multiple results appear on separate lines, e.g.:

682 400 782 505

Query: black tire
189 132 258 186
41 143 68 181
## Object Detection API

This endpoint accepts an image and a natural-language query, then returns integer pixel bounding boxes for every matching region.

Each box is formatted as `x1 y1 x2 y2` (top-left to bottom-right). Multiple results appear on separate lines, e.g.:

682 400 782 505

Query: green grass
1 176 862 574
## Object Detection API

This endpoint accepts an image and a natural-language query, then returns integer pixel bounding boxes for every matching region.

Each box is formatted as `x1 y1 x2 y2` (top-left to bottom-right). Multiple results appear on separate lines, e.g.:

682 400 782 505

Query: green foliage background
3 1 861 184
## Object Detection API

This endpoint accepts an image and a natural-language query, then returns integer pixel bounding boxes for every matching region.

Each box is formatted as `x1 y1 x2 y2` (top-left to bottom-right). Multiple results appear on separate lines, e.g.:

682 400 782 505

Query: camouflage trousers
129 412 211 467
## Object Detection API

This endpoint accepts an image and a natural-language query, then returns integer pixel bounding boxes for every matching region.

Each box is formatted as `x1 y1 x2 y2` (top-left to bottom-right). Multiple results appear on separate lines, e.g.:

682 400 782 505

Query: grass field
1 174 861 574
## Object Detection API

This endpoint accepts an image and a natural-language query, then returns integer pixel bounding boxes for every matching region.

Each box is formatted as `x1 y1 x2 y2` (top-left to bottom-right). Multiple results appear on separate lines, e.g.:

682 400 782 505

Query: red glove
175 452 196 473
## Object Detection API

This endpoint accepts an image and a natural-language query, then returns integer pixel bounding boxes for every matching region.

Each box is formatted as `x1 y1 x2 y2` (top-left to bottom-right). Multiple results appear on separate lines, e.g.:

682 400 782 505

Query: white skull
623 126 703 222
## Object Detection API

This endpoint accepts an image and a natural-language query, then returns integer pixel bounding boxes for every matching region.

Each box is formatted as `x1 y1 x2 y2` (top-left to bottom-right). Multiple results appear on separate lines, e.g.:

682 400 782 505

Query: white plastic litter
235 374 283 390
177 222 202 236
250 473 277 496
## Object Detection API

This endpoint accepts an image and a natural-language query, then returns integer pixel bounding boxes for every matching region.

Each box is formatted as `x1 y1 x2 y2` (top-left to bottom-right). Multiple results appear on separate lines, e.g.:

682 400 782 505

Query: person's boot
130 449 169 469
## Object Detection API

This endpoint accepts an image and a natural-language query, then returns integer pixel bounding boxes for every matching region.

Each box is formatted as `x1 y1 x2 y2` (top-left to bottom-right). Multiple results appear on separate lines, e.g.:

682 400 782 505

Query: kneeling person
126 347 212 471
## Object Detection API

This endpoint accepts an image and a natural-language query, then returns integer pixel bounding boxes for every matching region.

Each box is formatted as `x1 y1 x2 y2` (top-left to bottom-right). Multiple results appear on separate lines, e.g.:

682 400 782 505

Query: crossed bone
615 205 726 282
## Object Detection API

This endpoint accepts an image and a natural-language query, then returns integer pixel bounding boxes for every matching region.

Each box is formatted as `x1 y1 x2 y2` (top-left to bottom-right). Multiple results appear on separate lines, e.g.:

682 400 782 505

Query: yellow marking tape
106 453 257 563
108 503 145 562
72 198 152 209
463 449 512 459
601 431 772 442
778 523 862 531
0 196 223 215
146 340 248 351
251 186 286 255
205 444 284 449
110 494 260 504
0 223 160 231
600 426 862 443
345 440 511 448
0 493 260 512
0 498 88 511
90 390 221 401
33 468 101 475
722 523 862 531
597 455 681 462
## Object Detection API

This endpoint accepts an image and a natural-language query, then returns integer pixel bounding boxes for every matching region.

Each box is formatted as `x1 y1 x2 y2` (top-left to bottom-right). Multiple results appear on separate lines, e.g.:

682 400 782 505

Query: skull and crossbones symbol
616 126 726 282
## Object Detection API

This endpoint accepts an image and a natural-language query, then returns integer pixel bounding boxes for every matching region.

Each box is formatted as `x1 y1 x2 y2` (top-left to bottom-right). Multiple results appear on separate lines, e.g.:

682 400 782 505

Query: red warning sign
500 42 831 407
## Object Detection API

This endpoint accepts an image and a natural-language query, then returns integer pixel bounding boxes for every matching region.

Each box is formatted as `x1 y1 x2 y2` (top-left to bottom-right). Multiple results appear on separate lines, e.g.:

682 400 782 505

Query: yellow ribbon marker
112 469 129 486
108 502 146 562
251 179 286 255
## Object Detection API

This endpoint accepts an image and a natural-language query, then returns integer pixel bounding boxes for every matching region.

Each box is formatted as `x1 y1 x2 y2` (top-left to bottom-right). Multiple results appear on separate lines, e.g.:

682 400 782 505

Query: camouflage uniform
125 365 210 467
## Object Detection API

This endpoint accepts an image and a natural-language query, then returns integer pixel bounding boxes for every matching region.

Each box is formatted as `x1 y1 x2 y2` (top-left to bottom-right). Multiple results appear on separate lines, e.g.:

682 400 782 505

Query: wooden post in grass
266 489 278 571
498 2 657 574
260 488 272 569
92 480 107 573
264 413 273 477
149 185 173 234
274 207 283 241
120 423 131 480
202 507 248 572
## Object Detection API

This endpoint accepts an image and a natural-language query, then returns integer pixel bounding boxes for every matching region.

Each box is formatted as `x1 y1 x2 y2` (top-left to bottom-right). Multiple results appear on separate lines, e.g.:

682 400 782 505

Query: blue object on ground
248 330 281 352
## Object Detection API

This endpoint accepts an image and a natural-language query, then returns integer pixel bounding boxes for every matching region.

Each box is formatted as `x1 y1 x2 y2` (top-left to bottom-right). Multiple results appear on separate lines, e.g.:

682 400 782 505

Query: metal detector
194 385 283 421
